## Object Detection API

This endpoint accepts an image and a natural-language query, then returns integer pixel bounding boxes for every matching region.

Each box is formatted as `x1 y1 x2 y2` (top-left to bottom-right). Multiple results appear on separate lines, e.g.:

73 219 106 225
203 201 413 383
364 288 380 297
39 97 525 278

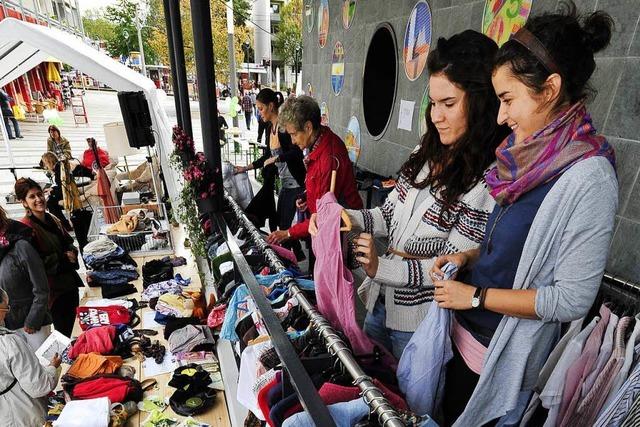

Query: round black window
362 24 397 139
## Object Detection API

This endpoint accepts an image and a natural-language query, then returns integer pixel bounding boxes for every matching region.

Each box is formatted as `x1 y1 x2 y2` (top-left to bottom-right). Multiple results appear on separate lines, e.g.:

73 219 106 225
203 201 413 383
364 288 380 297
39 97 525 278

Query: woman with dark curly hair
310 30 509 359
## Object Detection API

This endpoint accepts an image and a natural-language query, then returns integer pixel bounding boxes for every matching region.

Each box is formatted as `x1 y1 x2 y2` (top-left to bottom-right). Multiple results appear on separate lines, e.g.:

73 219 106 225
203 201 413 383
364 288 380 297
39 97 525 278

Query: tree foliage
82 9 115 43
102 0 160 63
274 0 302 68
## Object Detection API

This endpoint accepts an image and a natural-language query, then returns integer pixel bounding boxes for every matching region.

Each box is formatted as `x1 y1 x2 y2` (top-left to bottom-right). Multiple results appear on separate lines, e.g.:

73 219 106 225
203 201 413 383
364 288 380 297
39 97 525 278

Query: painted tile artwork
345 116 362 164
318 0 330 48
343 0 357 29
305 1 314 33
321 102 329 126
482 0 533 47
331 41 345 95
403 0 432 81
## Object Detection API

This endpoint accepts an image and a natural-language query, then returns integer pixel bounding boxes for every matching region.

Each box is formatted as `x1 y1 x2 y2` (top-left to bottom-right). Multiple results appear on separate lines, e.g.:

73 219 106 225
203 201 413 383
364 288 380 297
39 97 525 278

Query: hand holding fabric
308 213 318 236
355 233 379 278
267 230 289 244
433 279 475 310
431 251 474 280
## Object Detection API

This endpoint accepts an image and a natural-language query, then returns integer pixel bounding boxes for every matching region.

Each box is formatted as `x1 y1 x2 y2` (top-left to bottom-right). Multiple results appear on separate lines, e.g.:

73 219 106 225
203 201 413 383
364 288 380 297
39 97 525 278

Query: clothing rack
223 192 406 427
603 272 640 294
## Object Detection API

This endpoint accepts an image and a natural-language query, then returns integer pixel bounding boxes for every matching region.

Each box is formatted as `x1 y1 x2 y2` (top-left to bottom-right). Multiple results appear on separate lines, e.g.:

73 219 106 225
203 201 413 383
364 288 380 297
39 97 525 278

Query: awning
0 18 179 201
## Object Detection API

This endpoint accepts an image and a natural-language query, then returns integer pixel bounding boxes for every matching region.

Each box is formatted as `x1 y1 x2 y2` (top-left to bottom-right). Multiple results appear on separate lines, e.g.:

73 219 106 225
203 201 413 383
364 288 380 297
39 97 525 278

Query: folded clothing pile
142 259 174 289
83 238 138 298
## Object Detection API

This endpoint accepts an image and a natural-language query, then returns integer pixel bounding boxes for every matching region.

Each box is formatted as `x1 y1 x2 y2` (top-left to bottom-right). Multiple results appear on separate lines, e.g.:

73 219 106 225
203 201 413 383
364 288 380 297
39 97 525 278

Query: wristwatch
471 287 482 309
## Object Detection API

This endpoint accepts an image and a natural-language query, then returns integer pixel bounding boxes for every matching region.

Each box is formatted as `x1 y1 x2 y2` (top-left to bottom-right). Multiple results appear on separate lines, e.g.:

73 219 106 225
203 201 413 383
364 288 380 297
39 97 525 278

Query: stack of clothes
83 238 138 298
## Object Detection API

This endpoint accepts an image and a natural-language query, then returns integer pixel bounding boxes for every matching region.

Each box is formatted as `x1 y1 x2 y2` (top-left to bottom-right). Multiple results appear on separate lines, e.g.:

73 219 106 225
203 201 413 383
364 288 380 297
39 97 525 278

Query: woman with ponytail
425 3 617 425
235 88 307 256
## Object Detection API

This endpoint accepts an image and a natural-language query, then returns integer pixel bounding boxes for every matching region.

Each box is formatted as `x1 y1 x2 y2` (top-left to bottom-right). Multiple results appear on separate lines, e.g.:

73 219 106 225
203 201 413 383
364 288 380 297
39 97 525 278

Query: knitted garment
347 164 495 332
486 102 615 206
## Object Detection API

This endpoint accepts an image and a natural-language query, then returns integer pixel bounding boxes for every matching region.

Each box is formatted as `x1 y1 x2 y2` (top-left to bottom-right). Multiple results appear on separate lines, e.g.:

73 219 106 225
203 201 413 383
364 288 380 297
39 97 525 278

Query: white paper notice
35 330 71 365
143 310 163 329
398 99 415 131
142 351 178 377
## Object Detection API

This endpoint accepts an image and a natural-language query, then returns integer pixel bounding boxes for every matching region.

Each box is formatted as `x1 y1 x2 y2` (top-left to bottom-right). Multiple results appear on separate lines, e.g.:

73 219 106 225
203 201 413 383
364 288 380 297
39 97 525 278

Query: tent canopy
0 18 179 200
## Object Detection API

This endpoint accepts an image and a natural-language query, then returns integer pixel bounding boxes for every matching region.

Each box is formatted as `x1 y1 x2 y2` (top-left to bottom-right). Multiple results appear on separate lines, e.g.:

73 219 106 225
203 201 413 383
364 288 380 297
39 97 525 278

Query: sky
78 0 118 14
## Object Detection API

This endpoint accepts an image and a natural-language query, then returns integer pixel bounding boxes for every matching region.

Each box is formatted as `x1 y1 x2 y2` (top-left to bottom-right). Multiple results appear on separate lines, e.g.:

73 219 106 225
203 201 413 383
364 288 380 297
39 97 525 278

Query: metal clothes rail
603 272 640 294
223 192 406 427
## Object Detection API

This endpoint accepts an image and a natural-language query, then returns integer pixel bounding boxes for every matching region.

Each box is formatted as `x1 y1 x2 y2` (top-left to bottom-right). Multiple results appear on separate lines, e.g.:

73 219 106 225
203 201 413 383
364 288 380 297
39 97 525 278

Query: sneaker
16 135 23 139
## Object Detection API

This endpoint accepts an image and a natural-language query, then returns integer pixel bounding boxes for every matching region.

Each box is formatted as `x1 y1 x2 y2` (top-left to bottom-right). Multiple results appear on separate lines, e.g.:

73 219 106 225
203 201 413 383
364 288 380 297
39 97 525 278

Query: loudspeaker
117 91 155 148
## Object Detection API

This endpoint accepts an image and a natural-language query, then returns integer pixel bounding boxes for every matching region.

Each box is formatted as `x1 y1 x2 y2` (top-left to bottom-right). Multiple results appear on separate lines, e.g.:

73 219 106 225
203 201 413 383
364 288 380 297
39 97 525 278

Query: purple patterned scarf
486 102 615 206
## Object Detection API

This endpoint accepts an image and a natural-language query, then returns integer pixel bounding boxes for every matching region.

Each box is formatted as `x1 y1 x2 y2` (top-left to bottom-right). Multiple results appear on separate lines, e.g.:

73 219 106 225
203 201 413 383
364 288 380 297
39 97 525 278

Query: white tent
0 17 180 200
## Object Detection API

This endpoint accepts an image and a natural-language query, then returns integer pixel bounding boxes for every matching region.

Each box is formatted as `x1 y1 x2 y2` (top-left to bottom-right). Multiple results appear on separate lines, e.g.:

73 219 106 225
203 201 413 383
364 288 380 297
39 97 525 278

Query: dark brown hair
400 30 510 222
15 177 43 201
494 1 613 112
48 124 61 137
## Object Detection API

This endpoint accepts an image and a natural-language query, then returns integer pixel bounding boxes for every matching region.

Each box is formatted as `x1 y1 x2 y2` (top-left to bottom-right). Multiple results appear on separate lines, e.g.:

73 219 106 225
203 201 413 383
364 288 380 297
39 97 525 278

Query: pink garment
269 243 297 265
452 316 487 375
557 305 611 424
312 192 377 355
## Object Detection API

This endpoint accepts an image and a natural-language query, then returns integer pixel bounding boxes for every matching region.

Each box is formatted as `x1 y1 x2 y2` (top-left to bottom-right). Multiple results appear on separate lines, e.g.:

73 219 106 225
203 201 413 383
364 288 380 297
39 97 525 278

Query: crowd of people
0 3 625 426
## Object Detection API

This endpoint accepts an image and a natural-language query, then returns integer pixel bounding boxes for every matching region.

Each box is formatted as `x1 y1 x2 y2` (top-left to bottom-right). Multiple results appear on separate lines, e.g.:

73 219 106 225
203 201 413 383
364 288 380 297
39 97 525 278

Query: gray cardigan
454 156 618 425
0 240 51 330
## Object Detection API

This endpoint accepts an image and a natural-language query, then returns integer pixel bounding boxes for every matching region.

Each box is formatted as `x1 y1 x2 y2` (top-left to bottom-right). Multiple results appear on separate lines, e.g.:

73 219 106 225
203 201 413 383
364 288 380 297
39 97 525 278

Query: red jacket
288 126 363 240
82 147 110 170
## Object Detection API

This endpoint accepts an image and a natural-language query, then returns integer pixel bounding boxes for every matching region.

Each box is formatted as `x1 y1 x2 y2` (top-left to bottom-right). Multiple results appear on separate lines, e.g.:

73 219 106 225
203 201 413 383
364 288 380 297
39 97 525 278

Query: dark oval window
362 23 397 139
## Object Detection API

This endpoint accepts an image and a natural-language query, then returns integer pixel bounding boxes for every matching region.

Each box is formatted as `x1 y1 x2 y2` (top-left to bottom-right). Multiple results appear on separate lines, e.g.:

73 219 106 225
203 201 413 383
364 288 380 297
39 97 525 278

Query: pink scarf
486 102 615 205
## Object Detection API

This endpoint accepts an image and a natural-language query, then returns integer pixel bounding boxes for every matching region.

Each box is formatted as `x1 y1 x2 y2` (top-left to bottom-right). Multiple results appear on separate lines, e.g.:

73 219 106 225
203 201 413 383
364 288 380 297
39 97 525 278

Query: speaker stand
146 146 161 204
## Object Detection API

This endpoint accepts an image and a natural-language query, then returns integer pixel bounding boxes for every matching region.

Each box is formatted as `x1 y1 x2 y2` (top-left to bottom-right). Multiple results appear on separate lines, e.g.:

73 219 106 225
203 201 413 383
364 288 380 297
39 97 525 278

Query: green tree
82 9 116 43
103 0 160 64
274 0 302 69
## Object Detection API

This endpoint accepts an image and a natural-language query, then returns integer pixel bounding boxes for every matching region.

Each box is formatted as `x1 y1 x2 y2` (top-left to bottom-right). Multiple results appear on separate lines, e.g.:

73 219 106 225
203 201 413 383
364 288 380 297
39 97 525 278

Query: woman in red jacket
268 95 362 246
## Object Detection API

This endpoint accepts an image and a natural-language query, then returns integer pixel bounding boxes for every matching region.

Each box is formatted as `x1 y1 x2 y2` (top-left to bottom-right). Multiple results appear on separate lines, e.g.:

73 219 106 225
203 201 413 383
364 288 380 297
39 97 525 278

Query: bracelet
479 287 488 310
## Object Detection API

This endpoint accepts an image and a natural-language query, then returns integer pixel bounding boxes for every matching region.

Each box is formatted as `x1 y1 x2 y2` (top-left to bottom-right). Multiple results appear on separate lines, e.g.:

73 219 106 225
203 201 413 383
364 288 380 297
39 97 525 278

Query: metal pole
136 5 147 77
166 0 192 137
226 0 238 127
161 0 182 128
190 0 222 212
224 193 407 427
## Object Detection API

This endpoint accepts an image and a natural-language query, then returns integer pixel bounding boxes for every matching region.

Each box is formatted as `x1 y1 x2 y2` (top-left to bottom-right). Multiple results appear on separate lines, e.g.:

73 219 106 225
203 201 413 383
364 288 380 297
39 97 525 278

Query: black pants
3 116 21 138
47 194 72 231
50 289 79 337
257 118 267 142
244 111 252 130
278 186 304 260
442 345 498 427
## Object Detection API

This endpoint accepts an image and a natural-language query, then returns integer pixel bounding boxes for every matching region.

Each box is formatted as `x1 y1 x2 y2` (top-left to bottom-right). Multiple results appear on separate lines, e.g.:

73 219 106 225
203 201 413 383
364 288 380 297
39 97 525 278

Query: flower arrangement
170 125 219 258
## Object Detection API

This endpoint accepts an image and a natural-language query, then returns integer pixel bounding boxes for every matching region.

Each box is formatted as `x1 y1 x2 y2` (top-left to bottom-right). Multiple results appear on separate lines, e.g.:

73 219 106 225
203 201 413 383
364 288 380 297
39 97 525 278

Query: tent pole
161 0 182 129
166 0 192 138
190 0 222 212
0 108 17 181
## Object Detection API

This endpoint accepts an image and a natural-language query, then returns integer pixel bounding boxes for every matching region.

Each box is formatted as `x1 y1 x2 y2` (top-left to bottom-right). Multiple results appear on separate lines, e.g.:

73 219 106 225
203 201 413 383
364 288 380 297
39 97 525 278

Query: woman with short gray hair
268 95 362 268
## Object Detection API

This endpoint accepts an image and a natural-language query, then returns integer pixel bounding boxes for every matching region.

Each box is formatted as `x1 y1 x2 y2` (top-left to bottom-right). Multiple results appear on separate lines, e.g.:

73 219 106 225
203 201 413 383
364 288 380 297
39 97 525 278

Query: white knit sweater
347 163 496 332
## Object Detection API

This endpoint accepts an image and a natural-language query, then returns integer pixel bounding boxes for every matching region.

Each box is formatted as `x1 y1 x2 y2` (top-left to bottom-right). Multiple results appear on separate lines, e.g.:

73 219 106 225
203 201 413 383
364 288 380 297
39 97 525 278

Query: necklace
486 204 512 254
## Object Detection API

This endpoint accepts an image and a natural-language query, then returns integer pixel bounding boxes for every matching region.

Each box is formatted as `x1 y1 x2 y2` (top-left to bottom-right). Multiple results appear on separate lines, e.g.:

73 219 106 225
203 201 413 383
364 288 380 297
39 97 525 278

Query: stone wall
302 0 640 281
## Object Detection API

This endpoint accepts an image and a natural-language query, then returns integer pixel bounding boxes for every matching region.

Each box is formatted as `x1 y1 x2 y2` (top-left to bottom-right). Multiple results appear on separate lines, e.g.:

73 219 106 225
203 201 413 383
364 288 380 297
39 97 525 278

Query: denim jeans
363 299 414 359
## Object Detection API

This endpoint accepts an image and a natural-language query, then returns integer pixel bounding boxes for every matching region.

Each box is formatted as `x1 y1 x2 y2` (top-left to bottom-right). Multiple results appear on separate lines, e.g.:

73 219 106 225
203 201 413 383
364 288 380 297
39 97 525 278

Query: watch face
471 297 480 308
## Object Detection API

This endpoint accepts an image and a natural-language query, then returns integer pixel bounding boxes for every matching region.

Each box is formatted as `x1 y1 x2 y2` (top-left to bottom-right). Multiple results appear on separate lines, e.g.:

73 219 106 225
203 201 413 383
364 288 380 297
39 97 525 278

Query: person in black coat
0 89 22 139
235 89 306 258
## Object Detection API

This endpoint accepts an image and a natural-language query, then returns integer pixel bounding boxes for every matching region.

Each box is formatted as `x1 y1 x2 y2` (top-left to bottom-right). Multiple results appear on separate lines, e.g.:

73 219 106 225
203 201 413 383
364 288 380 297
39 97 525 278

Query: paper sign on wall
398 100 415 131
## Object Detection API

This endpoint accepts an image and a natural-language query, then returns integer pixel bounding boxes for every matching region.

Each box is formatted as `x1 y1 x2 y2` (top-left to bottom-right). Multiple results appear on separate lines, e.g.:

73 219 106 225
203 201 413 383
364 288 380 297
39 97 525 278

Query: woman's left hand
267 230 289 244
65 251 77 264
355 233 379 278
433 280 476 310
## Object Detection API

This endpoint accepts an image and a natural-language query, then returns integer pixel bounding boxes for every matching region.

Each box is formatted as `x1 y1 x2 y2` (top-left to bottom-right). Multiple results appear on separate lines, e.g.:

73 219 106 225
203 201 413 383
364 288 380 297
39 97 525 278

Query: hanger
328 158 352 232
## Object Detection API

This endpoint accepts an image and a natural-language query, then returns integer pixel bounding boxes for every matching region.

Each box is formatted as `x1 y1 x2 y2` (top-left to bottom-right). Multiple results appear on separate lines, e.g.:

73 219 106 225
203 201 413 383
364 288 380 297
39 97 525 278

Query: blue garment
88 269 139 282
363 300 414 359
255 272 315 291
398 303 452 417
83 246 125 267
220 284 250 341
281 398 441 427
457 177 558 345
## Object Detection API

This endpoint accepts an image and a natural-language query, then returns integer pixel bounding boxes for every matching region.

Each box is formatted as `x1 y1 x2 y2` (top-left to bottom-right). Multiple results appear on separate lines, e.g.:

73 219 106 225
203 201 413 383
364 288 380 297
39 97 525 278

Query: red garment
76 305 132 331
68 325 117 359
288 127 363 240
70 376 134 403
283 380 408 420
257 376 279 426
82 147 110 170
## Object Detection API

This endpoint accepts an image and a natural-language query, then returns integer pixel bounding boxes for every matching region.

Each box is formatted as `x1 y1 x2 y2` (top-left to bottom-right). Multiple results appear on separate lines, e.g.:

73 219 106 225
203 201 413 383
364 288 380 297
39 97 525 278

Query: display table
57 227 231 427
